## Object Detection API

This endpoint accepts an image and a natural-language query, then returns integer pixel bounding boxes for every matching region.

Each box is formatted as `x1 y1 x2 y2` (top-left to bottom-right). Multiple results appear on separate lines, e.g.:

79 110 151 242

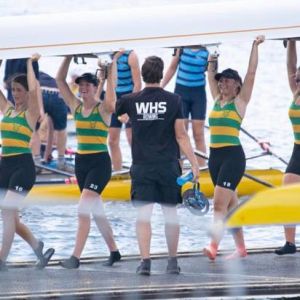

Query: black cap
215 68 242 86
75 73 98 86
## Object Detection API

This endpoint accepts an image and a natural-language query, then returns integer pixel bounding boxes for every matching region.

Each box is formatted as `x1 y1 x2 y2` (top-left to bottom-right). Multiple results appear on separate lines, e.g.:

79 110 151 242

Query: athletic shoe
103 250 121 266
35 248 55 270
275 242 296 255
0 260 8 271
60 256 80 269
166 257 181 274
136 259 151 276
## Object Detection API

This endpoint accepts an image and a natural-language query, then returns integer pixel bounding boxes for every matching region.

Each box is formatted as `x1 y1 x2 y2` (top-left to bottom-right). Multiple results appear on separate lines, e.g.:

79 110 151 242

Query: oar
35 169 130 185
240 127 288 165
35 163 74 177
194 150 274 188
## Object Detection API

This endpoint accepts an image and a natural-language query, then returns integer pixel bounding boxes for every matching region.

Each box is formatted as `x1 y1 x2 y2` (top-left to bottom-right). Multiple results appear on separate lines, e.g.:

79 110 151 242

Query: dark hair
141 56 164 84
11 73 28 91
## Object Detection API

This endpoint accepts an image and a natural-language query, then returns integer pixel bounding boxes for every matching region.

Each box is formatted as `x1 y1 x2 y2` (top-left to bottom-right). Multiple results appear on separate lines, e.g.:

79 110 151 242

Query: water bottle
176 170 193 186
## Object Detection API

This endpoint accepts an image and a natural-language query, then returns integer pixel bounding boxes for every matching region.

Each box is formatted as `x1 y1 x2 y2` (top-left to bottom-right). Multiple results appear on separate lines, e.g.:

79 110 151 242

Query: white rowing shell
0 0 299 59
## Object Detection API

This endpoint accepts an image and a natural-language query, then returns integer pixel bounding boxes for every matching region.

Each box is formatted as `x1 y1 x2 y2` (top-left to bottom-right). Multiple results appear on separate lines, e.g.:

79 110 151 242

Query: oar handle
240 126 288 165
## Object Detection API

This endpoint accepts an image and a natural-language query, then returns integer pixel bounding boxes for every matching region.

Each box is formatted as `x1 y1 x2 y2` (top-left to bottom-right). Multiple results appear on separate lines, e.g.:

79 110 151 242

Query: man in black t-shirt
116 56 199 276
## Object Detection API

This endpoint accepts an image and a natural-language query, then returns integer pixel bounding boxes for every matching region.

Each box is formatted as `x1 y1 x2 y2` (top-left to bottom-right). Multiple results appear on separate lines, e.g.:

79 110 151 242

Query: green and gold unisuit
208 100 243 148
74 103 108 154
0 107 33 156
288 98 300 145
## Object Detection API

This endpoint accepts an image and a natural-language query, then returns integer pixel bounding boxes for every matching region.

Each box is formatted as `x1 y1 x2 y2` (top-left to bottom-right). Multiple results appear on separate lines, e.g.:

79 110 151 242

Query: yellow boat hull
28 169 283 203
226 183 300 227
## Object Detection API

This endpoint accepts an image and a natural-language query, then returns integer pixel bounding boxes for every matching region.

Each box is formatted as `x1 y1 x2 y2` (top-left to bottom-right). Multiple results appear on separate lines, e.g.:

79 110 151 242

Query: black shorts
42 90 68 130
130 161 182 207
208 145 245 191
110 91 132 128
174 84 207 120
0 154 36 195
75 152 111 194
286 143 300 176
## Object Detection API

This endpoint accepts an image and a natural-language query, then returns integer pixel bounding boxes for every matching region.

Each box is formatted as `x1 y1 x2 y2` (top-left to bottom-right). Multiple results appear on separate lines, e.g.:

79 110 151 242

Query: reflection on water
0 200 287 262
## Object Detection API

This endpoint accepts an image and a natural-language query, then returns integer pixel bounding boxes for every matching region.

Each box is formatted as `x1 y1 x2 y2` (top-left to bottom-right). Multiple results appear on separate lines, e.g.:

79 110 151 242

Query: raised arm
100 57 117 115
175 119 199 181
95 67 106 101
26 55 41 129
128 51 142 92
287 40 297 94
207 54 220 100
56 56 81 114
238 35 265 105
161 49 180 88
0 60 11 114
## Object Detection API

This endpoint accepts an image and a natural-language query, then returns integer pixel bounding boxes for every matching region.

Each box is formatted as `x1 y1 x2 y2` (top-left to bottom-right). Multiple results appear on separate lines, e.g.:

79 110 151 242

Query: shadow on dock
1 248 300 299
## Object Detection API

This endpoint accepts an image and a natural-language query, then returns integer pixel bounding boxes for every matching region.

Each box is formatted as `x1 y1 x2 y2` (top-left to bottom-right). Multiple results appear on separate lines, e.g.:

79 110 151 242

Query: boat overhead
0 0 299 59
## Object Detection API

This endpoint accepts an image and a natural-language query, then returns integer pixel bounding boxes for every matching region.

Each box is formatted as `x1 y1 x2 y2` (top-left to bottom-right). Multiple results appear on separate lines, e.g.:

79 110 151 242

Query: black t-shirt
116 87 184 164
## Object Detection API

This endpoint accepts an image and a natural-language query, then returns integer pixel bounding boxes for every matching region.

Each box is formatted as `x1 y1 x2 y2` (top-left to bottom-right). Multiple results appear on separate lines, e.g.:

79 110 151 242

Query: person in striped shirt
275 40 300 255
203 36 265 261
56 56 121 269
161 47 209 167
109 50 141 171
0 55 54 270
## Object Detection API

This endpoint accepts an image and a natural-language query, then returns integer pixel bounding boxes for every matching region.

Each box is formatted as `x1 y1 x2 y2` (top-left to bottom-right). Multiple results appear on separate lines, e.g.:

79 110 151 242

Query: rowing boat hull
226 183 300 227
0 0 299 59
28 169 283 203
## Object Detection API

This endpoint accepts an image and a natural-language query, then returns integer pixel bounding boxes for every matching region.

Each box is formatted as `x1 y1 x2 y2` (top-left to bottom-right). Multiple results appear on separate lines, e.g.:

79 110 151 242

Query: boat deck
1 248 300 299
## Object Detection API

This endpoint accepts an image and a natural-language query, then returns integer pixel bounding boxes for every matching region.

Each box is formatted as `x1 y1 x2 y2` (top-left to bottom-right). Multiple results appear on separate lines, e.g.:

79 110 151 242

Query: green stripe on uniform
76 128 108 137
78 144 108 152
210 135 240 145
2 147 31 155
209 118 241 129
1 131 31 142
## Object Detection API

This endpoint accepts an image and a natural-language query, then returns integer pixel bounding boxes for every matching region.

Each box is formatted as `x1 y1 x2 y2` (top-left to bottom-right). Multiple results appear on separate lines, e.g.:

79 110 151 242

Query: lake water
0 0 298 262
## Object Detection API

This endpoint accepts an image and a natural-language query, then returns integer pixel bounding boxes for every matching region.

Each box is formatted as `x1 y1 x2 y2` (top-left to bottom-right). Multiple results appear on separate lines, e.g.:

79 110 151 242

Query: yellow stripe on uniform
209 126 240 137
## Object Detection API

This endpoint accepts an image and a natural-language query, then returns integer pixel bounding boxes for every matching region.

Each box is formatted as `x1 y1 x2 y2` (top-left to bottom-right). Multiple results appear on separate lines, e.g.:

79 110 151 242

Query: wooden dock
1 248 300 299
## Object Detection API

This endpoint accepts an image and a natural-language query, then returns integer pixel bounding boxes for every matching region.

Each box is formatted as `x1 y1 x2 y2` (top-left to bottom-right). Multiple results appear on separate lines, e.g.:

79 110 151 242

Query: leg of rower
72 189 93 259
226 191 247 260
203 186 232 260
92 196 118 252
136 203 154 259
161 205 179 257
192 119 207 167
108 128 122 171
275 173 300 255
15 211 39 249
0 191 24 262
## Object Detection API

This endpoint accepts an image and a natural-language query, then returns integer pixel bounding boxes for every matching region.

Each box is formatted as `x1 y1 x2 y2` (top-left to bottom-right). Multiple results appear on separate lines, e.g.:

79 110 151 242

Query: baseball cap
75 73 99 86
215 68 243 86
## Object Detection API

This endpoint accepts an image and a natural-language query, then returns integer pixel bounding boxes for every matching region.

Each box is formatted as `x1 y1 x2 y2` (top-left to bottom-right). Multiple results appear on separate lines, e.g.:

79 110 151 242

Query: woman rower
0 55 54 270
56 56 121 268
204 36 265 260
275 40 300 255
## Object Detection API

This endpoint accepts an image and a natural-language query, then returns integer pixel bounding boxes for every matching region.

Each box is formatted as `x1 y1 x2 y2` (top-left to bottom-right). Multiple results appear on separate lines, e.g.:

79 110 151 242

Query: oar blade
226 183 300 227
